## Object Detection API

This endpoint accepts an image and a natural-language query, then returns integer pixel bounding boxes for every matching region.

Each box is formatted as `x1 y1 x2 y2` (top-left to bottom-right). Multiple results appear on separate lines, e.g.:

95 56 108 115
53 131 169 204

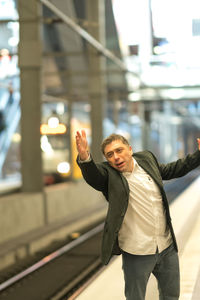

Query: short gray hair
101 133 130 154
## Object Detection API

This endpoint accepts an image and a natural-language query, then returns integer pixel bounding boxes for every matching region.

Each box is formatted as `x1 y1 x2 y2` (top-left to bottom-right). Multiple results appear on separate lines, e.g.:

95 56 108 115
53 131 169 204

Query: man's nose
114 152 119 160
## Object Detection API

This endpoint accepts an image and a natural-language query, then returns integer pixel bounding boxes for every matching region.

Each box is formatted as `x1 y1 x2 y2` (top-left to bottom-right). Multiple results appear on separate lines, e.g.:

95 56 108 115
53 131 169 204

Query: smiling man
76 130 200 300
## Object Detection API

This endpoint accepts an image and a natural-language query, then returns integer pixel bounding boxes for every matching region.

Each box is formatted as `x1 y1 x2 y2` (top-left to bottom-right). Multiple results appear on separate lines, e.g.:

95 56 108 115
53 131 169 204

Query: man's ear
129 146 133 154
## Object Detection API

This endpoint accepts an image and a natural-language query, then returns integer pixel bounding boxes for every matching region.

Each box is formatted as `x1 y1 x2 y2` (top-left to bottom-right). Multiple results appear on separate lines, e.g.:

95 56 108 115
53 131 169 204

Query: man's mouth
116 162 124 168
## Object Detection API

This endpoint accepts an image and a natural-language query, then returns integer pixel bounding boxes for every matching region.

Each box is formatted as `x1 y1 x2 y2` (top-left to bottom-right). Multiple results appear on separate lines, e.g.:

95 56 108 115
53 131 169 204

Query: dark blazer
77 150 200 265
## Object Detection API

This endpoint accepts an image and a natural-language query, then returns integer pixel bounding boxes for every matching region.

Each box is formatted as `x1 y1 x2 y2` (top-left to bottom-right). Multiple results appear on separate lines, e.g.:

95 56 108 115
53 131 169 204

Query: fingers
81 129 86 138
76 131 81 138
76 129 87 139
75 130 87 150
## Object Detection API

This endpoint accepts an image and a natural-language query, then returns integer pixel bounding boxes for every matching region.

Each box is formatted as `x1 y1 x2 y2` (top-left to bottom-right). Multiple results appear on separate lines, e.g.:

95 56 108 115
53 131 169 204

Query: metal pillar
18 0 43 192
113 96 120 128
86 0 107 162
162 101 178 162
140 102 151 150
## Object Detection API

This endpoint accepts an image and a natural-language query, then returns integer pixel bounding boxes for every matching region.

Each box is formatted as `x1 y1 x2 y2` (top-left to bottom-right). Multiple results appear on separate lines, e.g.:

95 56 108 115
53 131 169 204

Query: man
76 130 200 300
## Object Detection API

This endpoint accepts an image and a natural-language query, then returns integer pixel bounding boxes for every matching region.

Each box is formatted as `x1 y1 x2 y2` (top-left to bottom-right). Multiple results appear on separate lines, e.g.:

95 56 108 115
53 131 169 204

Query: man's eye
107 153 113 158
117 149 122 153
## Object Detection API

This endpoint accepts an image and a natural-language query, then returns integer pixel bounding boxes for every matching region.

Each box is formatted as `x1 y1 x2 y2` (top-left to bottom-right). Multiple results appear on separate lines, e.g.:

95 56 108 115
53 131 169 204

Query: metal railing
39 0 138 76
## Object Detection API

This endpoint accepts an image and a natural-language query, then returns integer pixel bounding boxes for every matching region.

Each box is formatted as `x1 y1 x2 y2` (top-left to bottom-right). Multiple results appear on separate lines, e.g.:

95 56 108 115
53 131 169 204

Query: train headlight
57 162 70 174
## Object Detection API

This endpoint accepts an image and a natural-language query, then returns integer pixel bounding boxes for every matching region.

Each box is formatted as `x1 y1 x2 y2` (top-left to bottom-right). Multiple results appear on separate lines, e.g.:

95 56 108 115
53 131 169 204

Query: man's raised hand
75 130 89 160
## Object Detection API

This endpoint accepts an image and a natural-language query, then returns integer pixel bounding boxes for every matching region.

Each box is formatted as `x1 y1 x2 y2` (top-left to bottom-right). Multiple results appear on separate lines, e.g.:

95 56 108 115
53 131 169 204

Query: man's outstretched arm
75 129 108 192
75 129 90 161
159 137 200 180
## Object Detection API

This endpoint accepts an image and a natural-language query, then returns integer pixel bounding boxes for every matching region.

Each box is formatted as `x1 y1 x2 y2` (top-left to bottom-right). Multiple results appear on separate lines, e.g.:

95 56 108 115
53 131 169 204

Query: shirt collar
122 158 137 176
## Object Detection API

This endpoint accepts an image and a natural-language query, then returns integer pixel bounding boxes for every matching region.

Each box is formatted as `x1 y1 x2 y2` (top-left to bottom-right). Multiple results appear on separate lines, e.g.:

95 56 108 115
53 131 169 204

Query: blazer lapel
134 156 163 189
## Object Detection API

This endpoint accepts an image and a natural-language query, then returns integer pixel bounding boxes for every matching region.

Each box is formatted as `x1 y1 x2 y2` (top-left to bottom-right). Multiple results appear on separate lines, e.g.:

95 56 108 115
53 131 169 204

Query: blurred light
41 136 53 155
84 104 91 112
8 36 18 47
153 46 163 55
161 88 185 99
129 92 141 101
12 133 21 143
70 232 81 239
170 116 182 125
129 115 140 124
48 117 59 128
0 48 9 57
126 73 141 90
42 256 52 263
40 123 67 135
142 88 157 98
112 0 144 45
57 162 70 174
56 103 65 115
0 0 18 19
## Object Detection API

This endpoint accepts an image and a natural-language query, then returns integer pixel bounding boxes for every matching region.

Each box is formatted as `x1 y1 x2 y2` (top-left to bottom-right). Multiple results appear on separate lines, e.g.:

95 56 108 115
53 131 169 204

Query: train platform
74 176 200 300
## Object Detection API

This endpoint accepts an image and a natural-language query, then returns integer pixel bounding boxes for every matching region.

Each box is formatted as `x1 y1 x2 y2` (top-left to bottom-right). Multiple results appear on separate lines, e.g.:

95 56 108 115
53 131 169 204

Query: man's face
104 140 133 172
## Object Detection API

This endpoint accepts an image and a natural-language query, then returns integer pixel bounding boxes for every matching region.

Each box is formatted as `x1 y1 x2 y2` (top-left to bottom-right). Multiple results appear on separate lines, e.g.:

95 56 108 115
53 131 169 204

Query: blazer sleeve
76 155 108 192
157 150 200 180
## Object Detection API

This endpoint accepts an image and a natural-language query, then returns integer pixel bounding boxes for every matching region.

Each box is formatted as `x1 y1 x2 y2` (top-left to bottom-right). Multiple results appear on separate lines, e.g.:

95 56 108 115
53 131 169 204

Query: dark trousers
122 244 180 300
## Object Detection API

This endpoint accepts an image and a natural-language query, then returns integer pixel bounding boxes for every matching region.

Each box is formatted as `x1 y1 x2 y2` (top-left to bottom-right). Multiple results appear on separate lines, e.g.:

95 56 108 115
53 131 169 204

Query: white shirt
118 159 172 255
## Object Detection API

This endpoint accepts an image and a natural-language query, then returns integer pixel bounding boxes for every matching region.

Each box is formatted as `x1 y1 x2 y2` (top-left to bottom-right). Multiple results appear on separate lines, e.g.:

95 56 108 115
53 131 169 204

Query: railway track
0 224 104 300
0 169 199 300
